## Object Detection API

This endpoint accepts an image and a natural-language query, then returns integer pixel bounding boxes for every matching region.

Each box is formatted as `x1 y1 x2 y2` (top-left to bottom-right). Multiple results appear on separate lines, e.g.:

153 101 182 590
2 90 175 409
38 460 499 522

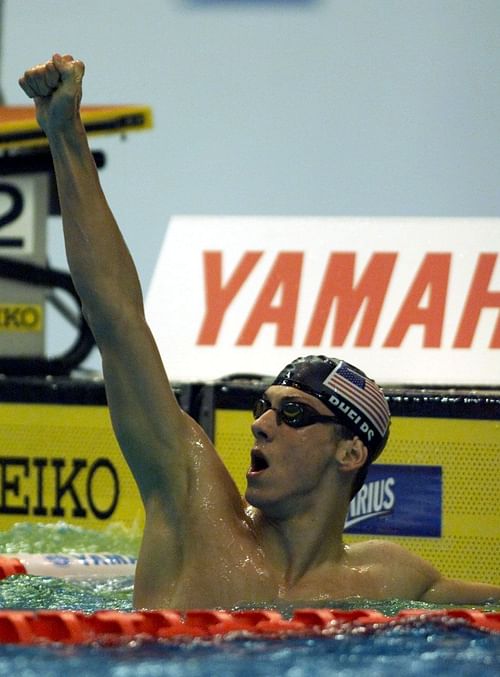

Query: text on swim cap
327 394 375 441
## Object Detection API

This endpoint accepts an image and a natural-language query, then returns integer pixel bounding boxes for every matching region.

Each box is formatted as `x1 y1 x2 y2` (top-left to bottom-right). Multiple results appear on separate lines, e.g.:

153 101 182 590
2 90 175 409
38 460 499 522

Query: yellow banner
1 399 498 586
0 404 144 533
0 304 43 332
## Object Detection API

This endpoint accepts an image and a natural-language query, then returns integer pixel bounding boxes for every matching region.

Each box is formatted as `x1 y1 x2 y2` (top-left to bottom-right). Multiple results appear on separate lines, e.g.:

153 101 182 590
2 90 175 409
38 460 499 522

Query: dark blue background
344 464 442 537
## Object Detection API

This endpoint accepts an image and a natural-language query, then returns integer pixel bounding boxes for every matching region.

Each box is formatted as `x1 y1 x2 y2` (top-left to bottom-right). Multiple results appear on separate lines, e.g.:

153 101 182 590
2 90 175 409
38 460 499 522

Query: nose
251 407 278 439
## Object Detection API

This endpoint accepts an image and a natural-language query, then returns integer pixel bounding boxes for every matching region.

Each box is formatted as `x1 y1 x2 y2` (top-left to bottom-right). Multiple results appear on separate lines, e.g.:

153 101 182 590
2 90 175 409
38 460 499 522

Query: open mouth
249 449 269 474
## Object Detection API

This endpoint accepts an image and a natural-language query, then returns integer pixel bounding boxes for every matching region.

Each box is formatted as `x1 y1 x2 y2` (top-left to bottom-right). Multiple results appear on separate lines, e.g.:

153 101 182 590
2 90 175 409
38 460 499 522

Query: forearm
47 117 144 336
19 54 212 516
421 577 500 604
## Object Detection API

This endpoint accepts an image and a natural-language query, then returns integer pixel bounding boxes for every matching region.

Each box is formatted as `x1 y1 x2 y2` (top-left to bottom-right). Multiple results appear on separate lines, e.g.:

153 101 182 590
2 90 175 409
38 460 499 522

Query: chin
245 486 289 520
244 485 260 508
245 485 270 511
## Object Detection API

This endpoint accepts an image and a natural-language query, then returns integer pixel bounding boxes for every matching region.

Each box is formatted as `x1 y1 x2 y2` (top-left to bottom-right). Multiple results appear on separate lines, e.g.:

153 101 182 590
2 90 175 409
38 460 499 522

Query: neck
251 488 351 587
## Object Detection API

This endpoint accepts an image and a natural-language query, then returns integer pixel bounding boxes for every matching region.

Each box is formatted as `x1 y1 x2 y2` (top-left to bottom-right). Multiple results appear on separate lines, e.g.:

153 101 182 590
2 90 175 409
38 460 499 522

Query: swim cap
272 355 390 459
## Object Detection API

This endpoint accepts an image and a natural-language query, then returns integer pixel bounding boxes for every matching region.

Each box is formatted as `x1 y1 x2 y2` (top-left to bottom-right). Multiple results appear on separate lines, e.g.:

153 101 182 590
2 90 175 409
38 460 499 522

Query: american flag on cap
322 361 390 437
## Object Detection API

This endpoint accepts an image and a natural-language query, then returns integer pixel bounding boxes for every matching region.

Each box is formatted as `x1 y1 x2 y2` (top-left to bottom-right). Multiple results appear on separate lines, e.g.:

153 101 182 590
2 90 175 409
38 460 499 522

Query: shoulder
348 539 437 571
346 539 440 598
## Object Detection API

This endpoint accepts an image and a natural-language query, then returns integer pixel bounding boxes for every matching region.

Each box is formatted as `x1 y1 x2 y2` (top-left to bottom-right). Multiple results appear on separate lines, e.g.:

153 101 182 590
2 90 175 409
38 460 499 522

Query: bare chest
135 520 406 609
166 551 389 609
278 563 387 602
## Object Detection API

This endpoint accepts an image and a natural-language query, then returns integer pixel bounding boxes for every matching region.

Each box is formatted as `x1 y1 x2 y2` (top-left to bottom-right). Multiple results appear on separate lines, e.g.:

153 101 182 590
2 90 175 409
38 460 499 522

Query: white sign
145 216 500 385
0 175 39 256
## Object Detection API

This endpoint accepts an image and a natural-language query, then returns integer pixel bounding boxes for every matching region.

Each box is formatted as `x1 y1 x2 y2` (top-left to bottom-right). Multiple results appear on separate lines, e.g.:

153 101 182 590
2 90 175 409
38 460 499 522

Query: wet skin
19 54 500 610
134 387 447 608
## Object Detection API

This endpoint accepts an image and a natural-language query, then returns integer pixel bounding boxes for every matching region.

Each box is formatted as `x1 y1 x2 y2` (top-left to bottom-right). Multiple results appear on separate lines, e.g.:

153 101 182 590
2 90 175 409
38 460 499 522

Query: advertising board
146 216 500 384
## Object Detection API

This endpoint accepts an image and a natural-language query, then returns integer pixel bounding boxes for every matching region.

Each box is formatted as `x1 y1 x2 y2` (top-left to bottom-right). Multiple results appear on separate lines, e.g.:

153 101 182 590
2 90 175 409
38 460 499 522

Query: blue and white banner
344 464 442 537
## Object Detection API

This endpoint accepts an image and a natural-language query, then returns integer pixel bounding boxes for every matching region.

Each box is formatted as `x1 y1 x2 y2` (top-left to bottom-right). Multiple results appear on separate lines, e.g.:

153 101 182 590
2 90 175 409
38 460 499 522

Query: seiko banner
145 216 500 384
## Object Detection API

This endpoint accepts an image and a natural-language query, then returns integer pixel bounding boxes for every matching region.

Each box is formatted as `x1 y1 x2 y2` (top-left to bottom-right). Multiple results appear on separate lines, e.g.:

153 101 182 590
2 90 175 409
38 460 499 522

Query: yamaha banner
146 216 500 385
344 464 442 537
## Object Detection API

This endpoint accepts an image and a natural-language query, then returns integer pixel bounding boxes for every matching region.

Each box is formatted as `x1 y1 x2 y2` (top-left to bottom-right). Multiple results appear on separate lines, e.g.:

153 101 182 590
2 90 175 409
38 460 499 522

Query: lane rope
0 554 136 579
0 608 497 644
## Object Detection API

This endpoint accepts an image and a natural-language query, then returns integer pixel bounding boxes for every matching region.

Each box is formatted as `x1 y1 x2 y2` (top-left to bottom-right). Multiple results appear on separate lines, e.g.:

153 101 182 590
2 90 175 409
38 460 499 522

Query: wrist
45 113 85 143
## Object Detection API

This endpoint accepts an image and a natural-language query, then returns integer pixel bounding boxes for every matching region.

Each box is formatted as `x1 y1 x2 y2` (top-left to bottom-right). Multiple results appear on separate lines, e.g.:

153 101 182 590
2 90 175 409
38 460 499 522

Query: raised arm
19 55 254 606
17 55 232 511
19 55 143 340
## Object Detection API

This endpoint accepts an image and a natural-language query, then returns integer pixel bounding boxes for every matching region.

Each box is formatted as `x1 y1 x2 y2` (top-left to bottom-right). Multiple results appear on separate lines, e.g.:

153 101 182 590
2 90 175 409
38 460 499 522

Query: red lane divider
0 608 497 644
396 608 500 633
29 611 91 644
0 557 27 580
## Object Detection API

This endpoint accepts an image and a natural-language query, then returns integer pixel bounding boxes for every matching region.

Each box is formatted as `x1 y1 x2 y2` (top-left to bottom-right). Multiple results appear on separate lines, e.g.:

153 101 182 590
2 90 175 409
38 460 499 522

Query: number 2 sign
0 175 41 256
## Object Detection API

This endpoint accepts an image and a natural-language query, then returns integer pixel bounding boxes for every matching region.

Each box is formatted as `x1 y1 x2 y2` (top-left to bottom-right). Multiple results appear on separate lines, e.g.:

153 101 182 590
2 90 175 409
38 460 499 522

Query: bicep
98 316 195 500
98 316 243 513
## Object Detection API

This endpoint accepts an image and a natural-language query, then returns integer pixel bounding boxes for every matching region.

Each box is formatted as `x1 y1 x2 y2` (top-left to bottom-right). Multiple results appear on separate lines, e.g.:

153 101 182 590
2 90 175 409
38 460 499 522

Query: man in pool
19 54 500 609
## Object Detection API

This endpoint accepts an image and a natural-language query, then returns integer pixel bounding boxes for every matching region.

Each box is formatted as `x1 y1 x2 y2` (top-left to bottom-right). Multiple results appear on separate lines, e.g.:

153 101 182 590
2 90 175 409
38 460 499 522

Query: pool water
0 522 138 612
0 622 498 677
0 523 498 676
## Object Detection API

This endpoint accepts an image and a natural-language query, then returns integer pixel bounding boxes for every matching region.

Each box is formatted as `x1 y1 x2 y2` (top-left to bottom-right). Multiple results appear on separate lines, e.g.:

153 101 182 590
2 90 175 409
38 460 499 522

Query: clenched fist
19 53 85 135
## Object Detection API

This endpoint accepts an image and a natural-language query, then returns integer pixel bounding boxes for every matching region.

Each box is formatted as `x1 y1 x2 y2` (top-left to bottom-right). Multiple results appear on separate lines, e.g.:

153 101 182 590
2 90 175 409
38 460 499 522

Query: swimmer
19 54 500 609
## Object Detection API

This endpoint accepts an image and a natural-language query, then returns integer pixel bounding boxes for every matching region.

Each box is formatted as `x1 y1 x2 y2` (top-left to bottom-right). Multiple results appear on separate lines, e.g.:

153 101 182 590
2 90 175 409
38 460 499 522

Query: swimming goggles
252 397 338 429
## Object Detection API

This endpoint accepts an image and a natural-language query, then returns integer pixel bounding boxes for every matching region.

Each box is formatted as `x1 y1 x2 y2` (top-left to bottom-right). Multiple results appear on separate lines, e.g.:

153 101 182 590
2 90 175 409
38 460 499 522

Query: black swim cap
272 355 390 460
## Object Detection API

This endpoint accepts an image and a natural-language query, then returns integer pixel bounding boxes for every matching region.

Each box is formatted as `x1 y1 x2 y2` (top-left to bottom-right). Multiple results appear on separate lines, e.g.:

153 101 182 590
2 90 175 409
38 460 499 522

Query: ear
335 436 368 473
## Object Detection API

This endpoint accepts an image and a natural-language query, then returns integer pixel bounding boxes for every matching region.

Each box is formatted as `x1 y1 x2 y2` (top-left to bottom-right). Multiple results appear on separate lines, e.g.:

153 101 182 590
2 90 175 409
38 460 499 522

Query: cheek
295 426 337 453
287 430 336 471
285 429 315 463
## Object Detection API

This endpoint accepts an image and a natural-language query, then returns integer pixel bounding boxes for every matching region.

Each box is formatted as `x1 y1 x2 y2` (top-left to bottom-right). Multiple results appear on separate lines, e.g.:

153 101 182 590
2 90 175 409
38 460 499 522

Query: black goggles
252 397 338 429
